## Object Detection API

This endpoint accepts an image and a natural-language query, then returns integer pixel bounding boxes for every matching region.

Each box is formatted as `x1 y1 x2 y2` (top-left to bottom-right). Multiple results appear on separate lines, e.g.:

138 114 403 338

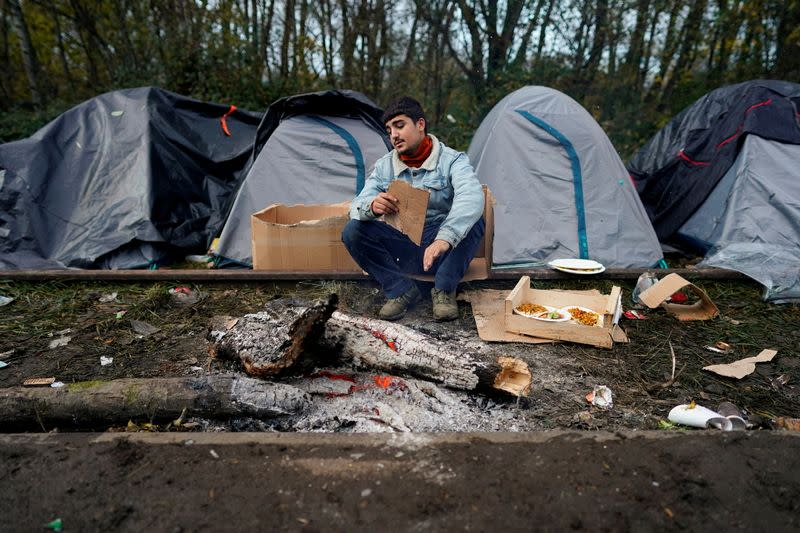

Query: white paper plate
513 304 555 319
560 306 602 327
548 258 605 275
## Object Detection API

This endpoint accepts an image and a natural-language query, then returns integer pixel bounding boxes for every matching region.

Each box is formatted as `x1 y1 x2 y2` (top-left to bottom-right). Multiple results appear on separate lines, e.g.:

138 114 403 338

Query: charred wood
0 375 309 431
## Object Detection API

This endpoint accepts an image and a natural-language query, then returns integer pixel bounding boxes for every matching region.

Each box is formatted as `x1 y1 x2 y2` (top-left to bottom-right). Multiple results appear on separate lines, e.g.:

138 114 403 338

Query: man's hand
423 239 451 271
370 192 400 215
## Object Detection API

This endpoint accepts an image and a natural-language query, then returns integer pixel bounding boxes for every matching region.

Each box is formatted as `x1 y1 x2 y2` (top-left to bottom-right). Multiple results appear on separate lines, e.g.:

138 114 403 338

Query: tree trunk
535 0 555 61
7 0 44 107
0 376 310 431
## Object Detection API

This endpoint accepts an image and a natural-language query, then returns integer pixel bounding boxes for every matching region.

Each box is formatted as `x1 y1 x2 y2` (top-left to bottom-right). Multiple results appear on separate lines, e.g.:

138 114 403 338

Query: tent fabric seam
514 109 589 259
308 115 366 195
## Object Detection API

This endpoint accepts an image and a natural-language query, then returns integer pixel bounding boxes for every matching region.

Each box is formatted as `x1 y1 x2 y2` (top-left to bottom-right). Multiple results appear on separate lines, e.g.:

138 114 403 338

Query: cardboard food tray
504 276 622 348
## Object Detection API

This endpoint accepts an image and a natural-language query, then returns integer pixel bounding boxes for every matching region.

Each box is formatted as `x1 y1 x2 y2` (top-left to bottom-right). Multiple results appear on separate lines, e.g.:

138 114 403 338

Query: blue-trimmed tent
215 90 391 266
467 86 664 268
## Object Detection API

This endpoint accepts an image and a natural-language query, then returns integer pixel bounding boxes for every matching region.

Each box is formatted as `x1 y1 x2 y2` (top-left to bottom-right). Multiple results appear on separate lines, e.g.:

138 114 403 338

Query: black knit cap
381 96 427 132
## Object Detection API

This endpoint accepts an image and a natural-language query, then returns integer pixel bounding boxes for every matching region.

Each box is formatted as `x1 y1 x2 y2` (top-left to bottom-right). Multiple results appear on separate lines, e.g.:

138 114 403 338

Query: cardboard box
251 202 362 272
504 276 622 348
637 273 719 320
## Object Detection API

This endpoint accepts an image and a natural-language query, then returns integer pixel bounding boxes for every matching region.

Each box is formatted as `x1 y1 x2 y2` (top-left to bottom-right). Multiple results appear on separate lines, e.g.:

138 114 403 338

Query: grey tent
215 90 390 265
0 87 261 269
684 136 800 301
468 86 664 268
627 80 800 302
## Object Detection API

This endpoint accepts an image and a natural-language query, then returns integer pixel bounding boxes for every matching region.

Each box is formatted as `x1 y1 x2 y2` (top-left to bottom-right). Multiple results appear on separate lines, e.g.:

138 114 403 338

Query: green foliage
0 0 796 157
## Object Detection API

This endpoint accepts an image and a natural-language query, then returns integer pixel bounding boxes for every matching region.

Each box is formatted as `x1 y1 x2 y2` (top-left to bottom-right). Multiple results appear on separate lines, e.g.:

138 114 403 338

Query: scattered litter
360 488 372 498
115 310 127 319
631 272 657 306
716 401 746 430
623 310 647 320
667 292 688 303
184 439 195 446
50 381 65 388
773 417 800 431
189 366 203 372
0 349 13 358
0 295 14 307
48 336 71 349
126 420 157 432
0 361 8 369
100 356 113 366
705 341 732 353
23 377 56 387
585 385 613 409
130 319 160 337
668 402 732 431
98 292 118 303
297 518 310 526
44 518 63 532
169 286 203 305
703 349 778 379
209 449 219 459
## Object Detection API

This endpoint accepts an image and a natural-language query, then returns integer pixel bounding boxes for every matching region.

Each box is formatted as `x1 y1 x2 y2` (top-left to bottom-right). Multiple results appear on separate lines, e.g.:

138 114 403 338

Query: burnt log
209 295 337 377
0 375 309 431
209 296 530 397
322 312 531 397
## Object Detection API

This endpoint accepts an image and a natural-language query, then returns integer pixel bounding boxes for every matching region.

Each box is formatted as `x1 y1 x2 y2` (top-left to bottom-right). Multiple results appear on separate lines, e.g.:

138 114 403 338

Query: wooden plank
0 267 751 282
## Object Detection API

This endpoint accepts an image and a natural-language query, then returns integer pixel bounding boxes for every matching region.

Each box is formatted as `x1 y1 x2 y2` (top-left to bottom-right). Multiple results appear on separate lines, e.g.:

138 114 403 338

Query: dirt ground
1 277 798 432
2 431 800 532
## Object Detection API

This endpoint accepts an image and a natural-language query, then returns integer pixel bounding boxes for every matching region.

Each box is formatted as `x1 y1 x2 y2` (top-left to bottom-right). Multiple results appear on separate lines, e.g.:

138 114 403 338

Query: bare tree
7 0 45 106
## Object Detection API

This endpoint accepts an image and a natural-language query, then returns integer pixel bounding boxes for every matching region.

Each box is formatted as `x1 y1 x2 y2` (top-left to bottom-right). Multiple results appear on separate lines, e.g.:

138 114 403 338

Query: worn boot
379 284 422 321
431 288 459 321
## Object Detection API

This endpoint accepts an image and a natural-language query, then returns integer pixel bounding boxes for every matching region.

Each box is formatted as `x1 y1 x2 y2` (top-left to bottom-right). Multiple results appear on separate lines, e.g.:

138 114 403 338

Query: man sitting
342 96 484 321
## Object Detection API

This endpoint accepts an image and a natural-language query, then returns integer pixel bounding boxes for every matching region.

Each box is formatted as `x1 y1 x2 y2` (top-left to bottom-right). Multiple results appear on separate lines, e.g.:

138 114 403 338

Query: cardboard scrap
462 289 552 344
23 377 56 386
637 273 718 321
384 180 429 246
703 349 778 379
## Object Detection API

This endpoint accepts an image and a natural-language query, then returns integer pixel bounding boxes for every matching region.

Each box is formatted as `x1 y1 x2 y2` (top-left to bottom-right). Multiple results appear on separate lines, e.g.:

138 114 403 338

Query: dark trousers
342 217 485 298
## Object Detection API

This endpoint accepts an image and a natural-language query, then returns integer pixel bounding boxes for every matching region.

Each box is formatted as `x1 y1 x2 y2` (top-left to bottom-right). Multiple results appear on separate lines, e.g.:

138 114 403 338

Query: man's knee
342 219 364 249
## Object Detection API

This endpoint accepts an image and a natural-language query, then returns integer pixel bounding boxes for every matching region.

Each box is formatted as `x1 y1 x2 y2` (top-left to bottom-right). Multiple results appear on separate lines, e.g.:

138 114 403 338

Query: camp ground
1 86 799 531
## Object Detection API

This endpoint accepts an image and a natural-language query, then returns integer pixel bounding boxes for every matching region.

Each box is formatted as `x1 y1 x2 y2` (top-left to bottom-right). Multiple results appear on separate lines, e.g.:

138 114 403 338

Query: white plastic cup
668 404 733 431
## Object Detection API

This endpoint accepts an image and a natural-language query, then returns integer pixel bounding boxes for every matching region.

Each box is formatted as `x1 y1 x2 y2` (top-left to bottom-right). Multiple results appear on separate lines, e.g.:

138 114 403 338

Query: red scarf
399 135 432 168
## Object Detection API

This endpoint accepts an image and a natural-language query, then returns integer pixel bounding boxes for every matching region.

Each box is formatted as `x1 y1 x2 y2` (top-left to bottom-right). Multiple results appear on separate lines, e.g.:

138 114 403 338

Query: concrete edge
0 430 797 447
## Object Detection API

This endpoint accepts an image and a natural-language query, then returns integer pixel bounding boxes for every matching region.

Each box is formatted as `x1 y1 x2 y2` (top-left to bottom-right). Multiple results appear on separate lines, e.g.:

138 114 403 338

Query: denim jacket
349 135 484 248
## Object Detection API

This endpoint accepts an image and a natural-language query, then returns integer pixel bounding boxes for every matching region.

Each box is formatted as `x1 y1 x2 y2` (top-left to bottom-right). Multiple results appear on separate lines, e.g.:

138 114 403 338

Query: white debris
49 336 71 349
100 356 113 366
